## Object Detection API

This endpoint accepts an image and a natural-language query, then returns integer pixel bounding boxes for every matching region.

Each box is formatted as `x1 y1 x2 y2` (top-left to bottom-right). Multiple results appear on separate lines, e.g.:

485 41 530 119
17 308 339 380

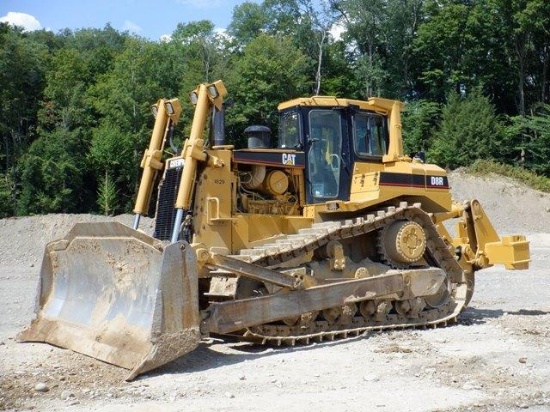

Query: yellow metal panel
192 149 233 252
232 214 312 252
485 235 530 270
347 160 452 213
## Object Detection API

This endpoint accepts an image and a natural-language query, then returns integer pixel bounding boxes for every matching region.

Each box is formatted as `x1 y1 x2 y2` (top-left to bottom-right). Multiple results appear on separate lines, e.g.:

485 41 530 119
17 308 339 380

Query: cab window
353 112 388 157
278 111 301 149
308 110 342 199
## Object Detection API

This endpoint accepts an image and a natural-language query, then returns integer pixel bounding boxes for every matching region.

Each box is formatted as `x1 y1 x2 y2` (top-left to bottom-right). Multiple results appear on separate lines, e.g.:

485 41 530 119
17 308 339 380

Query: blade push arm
133 98 182 229
170 81 227 243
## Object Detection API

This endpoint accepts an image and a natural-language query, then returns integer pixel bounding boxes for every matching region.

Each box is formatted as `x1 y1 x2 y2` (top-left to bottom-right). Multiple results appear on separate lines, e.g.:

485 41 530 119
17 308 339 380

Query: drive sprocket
378 219 427 269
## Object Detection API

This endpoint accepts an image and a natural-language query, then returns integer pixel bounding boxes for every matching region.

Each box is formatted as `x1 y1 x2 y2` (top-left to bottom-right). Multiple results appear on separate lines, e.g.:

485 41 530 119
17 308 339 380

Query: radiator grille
154 167 182 240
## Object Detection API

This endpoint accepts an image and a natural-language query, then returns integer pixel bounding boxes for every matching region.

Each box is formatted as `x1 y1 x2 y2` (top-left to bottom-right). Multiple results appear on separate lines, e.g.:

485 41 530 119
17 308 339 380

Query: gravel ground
1 170 549 412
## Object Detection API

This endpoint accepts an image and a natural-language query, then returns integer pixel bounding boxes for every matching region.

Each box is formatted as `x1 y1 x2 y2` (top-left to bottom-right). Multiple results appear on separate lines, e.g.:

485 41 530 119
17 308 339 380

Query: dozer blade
17 222 200 380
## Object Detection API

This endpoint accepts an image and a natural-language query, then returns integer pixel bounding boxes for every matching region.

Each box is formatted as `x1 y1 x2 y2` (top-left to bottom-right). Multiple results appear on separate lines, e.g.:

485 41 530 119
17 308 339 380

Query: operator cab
278 98 390 204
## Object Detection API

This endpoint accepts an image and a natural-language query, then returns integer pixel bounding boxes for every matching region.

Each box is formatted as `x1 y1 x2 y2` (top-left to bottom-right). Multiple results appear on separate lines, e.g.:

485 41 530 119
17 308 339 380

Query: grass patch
467 160 550 192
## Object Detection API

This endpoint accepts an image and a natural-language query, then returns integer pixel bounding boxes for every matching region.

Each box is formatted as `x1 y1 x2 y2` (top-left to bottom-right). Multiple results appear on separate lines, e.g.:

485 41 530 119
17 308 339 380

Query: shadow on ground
460 307 550 325
144 331 375 378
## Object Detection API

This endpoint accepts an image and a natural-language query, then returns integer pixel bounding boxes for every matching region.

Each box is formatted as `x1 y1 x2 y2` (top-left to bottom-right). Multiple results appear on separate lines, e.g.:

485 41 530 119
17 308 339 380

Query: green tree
225 34 310 146
519 104 550 175
88 122 134 212
412 0 472 101
233 0 340 95
331 0 389 98
402 99 441 155
0 24 48 213
383 0 425 98
171 21 221 84
428 90 503 169
0 173 15 218
89 38 168 127
17 129 82 214
266 0 339 94
316 38 356 97
33 41 97 212
97 172 119 216
302 0 339 95
228 2 270 47
65 25 128 78
39 47 91 131
490 0 550 115
3 1 550 218
334 0 425 99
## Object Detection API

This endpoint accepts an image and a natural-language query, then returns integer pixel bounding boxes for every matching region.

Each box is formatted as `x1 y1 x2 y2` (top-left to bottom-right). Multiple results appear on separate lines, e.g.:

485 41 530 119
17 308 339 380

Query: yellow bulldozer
18 80 530 380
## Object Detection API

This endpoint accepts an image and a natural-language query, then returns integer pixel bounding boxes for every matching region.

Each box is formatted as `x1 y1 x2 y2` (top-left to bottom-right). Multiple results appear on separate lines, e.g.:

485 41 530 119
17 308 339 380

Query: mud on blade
17 222 200 380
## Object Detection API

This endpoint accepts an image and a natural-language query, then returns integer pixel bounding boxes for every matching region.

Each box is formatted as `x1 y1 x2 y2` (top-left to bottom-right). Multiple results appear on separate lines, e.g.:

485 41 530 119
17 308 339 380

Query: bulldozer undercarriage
201 202 471 347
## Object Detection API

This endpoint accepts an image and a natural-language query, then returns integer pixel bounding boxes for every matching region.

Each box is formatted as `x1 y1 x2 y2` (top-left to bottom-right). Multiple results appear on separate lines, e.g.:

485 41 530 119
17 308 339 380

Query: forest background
1 0 549 217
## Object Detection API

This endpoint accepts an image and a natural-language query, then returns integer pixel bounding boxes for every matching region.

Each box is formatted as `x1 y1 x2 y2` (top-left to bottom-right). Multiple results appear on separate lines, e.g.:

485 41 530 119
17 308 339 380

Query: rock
224 392 235 399
519 357 527 364
363 374 380 382
61 390 75 400
35 382 49 392
462 381 480 390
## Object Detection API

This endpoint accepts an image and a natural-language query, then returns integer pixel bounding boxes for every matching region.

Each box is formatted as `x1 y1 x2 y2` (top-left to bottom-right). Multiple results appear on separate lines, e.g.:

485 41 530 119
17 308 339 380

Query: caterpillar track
206 202 469 346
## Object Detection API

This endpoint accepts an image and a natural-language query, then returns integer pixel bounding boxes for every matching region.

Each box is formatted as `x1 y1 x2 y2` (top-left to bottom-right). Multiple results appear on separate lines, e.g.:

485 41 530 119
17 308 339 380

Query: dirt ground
1 170 550 412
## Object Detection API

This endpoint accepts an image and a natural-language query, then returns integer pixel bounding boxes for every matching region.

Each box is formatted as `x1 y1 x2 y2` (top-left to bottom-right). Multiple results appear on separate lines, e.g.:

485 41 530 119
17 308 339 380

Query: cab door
306 109 350 203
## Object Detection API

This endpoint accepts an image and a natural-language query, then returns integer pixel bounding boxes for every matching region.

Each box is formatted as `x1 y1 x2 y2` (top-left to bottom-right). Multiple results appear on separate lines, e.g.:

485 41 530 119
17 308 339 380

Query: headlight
189 90 198 105
164 102 175 115
207 84 219 98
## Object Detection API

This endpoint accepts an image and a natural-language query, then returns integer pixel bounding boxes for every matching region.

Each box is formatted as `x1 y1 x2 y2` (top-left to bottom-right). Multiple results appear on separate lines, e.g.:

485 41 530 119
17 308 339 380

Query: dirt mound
0 214 154 266
448 170 550 234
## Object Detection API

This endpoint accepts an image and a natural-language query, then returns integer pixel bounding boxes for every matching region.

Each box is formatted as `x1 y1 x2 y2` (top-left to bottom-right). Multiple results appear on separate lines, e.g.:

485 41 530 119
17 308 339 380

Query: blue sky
0 0 253 40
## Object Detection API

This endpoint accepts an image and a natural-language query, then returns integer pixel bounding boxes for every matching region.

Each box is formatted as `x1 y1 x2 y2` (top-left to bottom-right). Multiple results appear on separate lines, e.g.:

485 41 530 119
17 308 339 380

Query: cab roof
277 96 404 114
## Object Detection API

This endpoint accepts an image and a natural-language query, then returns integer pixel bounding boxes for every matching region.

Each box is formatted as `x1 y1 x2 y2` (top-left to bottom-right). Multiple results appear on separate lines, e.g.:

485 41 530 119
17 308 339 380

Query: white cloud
0 11 42 32
122 20 142 34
